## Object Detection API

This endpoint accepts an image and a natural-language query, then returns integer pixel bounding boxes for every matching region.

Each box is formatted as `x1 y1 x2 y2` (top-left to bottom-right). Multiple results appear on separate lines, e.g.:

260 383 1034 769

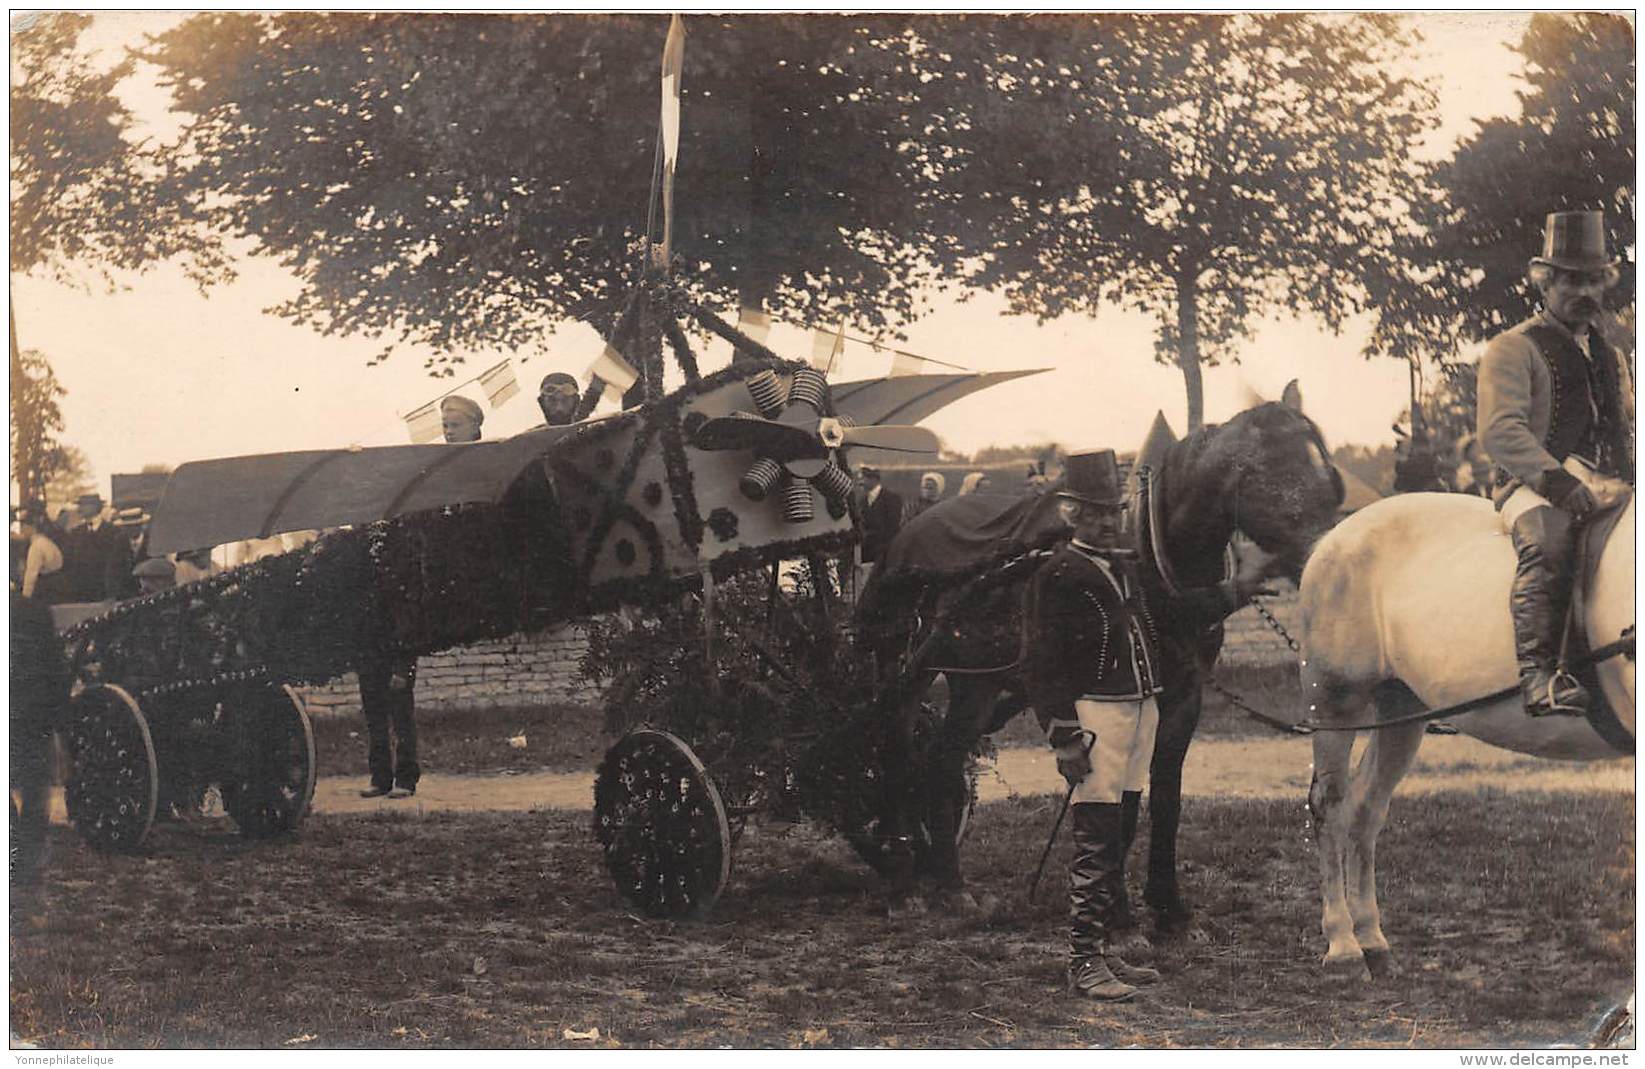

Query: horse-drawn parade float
12 10 1637 1051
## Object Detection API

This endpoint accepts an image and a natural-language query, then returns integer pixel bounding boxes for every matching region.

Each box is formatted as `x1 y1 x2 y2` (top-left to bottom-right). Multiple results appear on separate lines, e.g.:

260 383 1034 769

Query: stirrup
1526 669 1589 718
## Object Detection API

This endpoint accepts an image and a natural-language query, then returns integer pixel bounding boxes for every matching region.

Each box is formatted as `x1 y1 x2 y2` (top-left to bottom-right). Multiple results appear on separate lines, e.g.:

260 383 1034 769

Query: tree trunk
1175 272 1204 433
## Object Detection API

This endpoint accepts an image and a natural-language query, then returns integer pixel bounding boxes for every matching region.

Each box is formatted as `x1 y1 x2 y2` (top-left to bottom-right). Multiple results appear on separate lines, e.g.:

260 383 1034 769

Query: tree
143 13 964 370
1369 13 1635 366
11 12 221 283
928 14 1438 430
11 346 69 507
42 444 95 510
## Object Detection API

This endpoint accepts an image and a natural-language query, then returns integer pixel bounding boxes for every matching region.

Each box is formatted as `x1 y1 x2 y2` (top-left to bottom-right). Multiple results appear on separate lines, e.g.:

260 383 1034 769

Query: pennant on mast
656 14 686 267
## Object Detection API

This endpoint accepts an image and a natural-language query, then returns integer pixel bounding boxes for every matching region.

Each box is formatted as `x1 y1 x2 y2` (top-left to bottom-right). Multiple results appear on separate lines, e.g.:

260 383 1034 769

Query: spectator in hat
857 465 903 567
537 372 582 427
440 395 484 444
133 556 177 596
906 471 945 523
958 471 994 496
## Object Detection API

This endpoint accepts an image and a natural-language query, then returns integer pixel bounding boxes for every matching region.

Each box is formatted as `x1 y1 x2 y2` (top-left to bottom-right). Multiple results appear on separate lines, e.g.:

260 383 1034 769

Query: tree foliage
923 13 1438 430
1370 13 1635 366
10 12 222 283
144 13 961 369
11 346 70 507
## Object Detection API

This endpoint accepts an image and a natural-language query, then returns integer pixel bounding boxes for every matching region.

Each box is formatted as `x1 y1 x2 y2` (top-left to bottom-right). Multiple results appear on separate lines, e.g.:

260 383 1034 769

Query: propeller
693 366 938 523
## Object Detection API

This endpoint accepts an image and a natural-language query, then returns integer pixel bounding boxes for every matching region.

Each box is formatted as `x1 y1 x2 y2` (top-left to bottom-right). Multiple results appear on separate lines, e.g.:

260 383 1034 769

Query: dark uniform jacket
861 487 904 564
1025 539 1246 744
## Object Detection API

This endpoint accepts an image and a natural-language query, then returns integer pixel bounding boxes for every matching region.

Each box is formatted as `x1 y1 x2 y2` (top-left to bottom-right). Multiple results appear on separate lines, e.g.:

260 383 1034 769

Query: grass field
9 786 1632 1049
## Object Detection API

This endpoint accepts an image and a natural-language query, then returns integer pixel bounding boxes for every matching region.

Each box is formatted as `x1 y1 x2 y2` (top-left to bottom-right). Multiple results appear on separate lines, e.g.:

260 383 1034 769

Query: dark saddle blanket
857 492 1068 631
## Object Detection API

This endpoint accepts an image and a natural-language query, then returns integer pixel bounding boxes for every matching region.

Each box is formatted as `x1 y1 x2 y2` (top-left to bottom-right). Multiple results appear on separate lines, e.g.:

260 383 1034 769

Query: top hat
1531 211 1619 272
1060 449 1123 506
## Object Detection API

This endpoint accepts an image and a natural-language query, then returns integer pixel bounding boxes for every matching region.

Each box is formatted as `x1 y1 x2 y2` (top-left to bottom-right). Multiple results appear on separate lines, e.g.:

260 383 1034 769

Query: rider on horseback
1025 449 1276 1001
1478 210 1634 717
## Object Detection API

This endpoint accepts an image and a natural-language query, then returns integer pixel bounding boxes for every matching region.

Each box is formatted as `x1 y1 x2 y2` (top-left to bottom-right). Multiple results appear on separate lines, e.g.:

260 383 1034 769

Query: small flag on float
810 321 845 375
737 307 771 345
588 344 641 408
404 402 443 444
478 359 519 408
655 13 687 268
890 350 925 377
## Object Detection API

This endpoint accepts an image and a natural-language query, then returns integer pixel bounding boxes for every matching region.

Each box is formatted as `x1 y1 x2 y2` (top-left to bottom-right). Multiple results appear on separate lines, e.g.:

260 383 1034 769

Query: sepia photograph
8 8 1636 1053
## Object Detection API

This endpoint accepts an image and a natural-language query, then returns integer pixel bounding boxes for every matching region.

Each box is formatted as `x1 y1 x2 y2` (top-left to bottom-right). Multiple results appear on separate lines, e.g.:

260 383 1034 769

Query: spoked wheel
62 684 159 852
220 684 317 839
593 729 732 920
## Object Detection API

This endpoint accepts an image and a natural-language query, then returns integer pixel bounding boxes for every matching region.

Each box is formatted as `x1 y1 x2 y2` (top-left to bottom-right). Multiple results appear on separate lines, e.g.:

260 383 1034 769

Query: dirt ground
297 733 1635 818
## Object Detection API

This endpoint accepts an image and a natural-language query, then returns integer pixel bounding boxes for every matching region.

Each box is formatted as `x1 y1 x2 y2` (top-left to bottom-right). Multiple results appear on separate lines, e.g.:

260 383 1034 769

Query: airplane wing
828 369 1049 467
145 423 587 555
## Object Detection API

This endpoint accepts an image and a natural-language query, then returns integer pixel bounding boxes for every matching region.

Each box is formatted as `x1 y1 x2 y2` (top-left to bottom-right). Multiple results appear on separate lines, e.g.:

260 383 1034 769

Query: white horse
1299 491 1634 980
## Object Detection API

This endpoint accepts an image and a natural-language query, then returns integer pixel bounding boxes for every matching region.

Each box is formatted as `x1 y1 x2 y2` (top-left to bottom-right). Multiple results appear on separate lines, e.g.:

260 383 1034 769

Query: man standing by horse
1026 449 1277 1001
1478 210 1634 717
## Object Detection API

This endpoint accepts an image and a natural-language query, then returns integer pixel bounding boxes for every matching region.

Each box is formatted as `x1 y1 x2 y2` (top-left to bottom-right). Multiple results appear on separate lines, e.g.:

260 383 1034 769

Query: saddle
1564 493 1634 753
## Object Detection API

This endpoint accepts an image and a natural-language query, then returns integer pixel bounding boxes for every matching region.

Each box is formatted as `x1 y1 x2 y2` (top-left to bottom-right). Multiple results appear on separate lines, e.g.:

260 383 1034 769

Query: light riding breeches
1071 696 1159 805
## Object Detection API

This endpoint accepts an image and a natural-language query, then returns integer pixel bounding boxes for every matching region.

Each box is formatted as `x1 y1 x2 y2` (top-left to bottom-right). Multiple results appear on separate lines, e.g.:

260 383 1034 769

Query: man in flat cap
1478 210 1634 717
537 372 581 427
1026 449 1277 1001
857 465 903 567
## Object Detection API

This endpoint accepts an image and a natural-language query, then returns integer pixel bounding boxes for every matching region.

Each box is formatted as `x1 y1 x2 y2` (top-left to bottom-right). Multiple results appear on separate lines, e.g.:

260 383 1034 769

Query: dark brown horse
857 397 1344 934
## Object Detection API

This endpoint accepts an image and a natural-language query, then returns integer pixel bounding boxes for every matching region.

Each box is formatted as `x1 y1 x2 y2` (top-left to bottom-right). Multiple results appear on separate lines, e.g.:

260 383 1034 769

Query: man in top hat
1478 210 1634 717
537 372 581 427
856 465 903 567
1025 448 1277 1001
440 395 485 444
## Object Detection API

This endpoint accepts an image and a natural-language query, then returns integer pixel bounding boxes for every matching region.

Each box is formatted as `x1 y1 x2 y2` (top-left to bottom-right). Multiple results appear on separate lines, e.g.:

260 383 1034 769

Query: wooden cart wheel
62 684 159 852
221 684 317 839
593 729 732 920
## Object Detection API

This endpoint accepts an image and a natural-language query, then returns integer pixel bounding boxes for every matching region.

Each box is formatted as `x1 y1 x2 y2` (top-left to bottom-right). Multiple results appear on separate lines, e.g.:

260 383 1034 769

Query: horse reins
1296 629 1635 733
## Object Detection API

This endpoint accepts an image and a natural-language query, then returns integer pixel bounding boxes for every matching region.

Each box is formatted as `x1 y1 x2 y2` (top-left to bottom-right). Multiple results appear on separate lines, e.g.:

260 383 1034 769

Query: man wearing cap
1478 210 1634 717
1025 449 1277 1001
857 465 903 567
537 372 581 427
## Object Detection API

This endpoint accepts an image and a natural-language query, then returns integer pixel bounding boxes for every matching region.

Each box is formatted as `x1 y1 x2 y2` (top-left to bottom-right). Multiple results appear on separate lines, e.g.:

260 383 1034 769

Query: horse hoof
1361 947 1400 981
1322 954 1372 987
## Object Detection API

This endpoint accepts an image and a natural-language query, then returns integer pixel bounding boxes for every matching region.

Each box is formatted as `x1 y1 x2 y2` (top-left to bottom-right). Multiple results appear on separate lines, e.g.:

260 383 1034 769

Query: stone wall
297 623 599 717
1217 591 1302 668
297 589 1303 718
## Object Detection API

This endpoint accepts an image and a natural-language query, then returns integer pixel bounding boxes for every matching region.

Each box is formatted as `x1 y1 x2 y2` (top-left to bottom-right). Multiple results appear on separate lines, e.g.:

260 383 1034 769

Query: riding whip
1028 731 1095 903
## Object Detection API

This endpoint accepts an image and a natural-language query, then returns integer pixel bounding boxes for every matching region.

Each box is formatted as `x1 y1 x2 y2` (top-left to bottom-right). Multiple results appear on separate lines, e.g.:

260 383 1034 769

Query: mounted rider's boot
1509 507 1589 717
1068 802 1137 1001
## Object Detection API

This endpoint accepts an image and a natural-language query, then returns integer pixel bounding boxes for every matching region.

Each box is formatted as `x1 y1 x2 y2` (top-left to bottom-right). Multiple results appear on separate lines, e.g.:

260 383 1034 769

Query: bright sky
11 11 1538 496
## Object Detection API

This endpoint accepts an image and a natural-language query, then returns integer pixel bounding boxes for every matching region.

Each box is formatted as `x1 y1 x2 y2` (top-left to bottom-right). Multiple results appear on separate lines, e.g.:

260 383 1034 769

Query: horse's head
1211 400 1344 582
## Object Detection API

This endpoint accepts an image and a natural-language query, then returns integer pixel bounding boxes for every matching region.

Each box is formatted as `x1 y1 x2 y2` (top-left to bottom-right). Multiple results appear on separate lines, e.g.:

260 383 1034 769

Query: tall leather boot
1509 507 1588 716
1068 802 1136 1001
